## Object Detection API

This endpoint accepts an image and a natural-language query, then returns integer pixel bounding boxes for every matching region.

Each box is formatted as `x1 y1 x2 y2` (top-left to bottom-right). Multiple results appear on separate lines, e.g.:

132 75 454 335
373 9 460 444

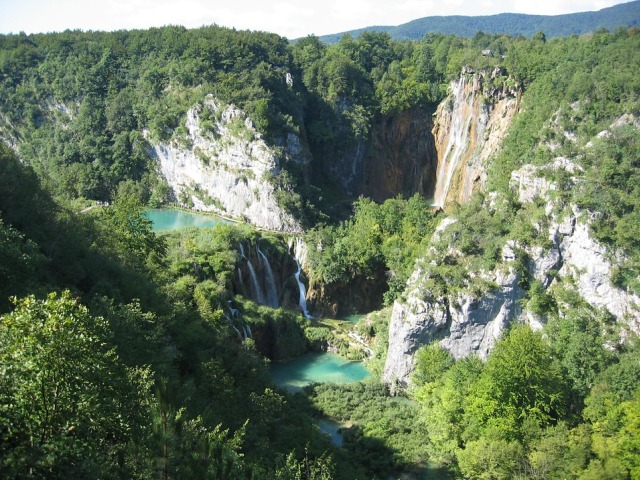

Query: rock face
361 109 438 202
382 231 526 391
432 67 520 207
149 95 307 232
383 156 640 390
318 107 438 201
511 158 639 331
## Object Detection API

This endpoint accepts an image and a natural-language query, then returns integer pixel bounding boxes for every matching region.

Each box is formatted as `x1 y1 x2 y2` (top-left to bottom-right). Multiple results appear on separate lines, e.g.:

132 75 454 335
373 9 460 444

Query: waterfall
245 257 266 305
433 75 475 208
237 267 244 290
289 237 312 318
239 242 267 305
295 260 312 319
257 246 279 308
224 312 244 340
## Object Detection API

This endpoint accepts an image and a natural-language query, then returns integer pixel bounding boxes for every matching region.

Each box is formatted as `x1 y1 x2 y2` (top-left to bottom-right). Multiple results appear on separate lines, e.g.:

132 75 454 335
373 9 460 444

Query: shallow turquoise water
340 313 367 324
145 208 231 231
270 352 370 392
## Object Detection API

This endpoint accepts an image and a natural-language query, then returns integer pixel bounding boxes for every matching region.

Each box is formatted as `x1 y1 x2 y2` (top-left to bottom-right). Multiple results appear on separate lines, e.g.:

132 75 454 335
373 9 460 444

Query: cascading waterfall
223 312 244 340
433 75 475 207
295 261 312 319
289 237 312 318
225 302 252 340
239 242 267 305
245 258 266 305
257 246 279 308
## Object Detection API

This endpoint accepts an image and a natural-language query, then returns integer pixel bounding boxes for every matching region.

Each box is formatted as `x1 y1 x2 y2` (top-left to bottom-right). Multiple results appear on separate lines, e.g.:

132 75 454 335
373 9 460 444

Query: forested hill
1 18 640 480
317 0 640 43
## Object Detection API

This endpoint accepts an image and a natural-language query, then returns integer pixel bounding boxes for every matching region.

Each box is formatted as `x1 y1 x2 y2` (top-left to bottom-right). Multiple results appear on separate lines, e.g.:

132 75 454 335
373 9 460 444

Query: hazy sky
0 0 634 39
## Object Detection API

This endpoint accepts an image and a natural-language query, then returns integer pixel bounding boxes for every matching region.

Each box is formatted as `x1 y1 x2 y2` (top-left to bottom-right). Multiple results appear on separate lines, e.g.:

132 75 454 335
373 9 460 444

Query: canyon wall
432 67 520 207
383 142 640 391
149 95 308 232
361 108 438 202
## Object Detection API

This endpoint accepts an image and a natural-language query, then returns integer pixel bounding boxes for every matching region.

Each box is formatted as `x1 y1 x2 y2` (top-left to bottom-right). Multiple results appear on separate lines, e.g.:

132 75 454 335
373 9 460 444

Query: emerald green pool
270 352 370 392
145 208 231 231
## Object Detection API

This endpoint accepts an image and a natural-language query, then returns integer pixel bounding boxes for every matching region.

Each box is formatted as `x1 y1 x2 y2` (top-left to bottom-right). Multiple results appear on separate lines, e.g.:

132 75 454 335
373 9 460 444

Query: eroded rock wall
150 95 307 232
361 108 438 202
383 121 640 391
432 67 520 207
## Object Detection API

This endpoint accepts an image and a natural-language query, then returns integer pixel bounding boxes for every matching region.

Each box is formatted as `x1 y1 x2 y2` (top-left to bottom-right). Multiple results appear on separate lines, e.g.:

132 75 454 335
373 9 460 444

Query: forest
0 20 639 480
318 0 640 43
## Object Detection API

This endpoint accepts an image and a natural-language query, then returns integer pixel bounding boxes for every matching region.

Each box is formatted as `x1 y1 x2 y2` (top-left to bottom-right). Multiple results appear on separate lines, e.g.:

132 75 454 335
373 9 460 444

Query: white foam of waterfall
289 237 312 318
245 258 266 305
257 246 279 308
239 242 267 305
295 261 312 319
237 267 244 291
433 76 475 207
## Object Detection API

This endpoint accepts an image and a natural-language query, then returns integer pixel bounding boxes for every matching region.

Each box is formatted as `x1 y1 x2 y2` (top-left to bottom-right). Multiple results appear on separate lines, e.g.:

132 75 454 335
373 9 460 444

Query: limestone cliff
383 119 640 390
361 109 438 202
318 107 438 201
382 223 526 391
149 95 308 232
511 158 640 332
432 67 520 207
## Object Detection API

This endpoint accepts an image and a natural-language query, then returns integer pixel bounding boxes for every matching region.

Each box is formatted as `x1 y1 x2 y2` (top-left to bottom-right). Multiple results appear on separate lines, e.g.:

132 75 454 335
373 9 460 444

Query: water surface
270 352 370 392
340 314 366 324
317 418 345 447
145 208 231 231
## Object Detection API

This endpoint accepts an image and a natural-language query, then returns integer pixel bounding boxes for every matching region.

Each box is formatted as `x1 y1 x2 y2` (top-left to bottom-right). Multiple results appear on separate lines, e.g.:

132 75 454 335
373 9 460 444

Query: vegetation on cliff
1 21 640 480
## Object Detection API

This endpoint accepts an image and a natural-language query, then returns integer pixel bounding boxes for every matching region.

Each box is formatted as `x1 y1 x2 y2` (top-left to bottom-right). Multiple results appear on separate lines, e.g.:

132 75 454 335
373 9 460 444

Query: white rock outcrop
382 222 526 391
511 160 639 329
149 95 306 232
383 141 639 391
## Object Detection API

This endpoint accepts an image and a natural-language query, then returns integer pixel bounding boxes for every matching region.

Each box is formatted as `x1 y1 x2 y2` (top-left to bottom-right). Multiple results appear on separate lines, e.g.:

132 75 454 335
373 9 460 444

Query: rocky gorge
77 63 639 391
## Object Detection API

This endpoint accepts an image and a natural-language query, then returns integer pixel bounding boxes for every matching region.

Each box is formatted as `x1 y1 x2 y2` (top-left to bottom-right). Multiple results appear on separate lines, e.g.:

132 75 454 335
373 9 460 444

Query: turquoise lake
145 208 231 231
270 352 370 392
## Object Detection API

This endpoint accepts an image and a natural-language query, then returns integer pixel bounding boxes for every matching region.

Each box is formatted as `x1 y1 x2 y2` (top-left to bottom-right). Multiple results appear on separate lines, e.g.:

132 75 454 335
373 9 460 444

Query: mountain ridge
315 0 640 43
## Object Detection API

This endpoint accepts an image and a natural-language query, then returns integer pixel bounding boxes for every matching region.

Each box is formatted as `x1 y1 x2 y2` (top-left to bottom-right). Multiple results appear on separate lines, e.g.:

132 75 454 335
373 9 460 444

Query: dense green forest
317 0 640 43
1 21 640 479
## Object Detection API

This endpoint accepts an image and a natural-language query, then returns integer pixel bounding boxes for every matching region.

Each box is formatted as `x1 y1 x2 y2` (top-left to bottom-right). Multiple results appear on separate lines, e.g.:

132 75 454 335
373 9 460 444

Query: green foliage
97 185 167 268
275 450 335 480
306 382 429 478
574 126 640 294
0 291 152 478
466 326 569 440
0 26 305 203
545 290 617 401
414 356 484 466
2 20 640 480
456 437 525 479
414 192 517 300
412 342 455 388
489 28 640 192
306 195 437 304
0 218 44 306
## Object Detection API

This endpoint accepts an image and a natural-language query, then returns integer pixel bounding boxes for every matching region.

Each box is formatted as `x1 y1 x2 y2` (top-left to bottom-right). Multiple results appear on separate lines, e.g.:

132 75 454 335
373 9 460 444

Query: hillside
317 0 640 43
1 23 640 479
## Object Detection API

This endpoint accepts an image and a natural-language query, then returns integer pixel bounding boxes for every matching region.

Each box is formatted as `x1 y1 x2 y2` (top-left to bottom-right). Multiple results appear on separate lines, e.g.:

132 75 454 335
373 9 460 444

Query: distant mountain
316 0 640 43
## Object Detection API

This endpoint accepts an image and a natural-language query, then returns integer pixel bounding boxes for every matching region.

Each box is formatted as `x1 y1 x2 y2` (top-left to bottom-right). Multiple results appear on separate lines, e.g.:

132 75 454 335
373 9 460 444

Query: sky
0 0 634 39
